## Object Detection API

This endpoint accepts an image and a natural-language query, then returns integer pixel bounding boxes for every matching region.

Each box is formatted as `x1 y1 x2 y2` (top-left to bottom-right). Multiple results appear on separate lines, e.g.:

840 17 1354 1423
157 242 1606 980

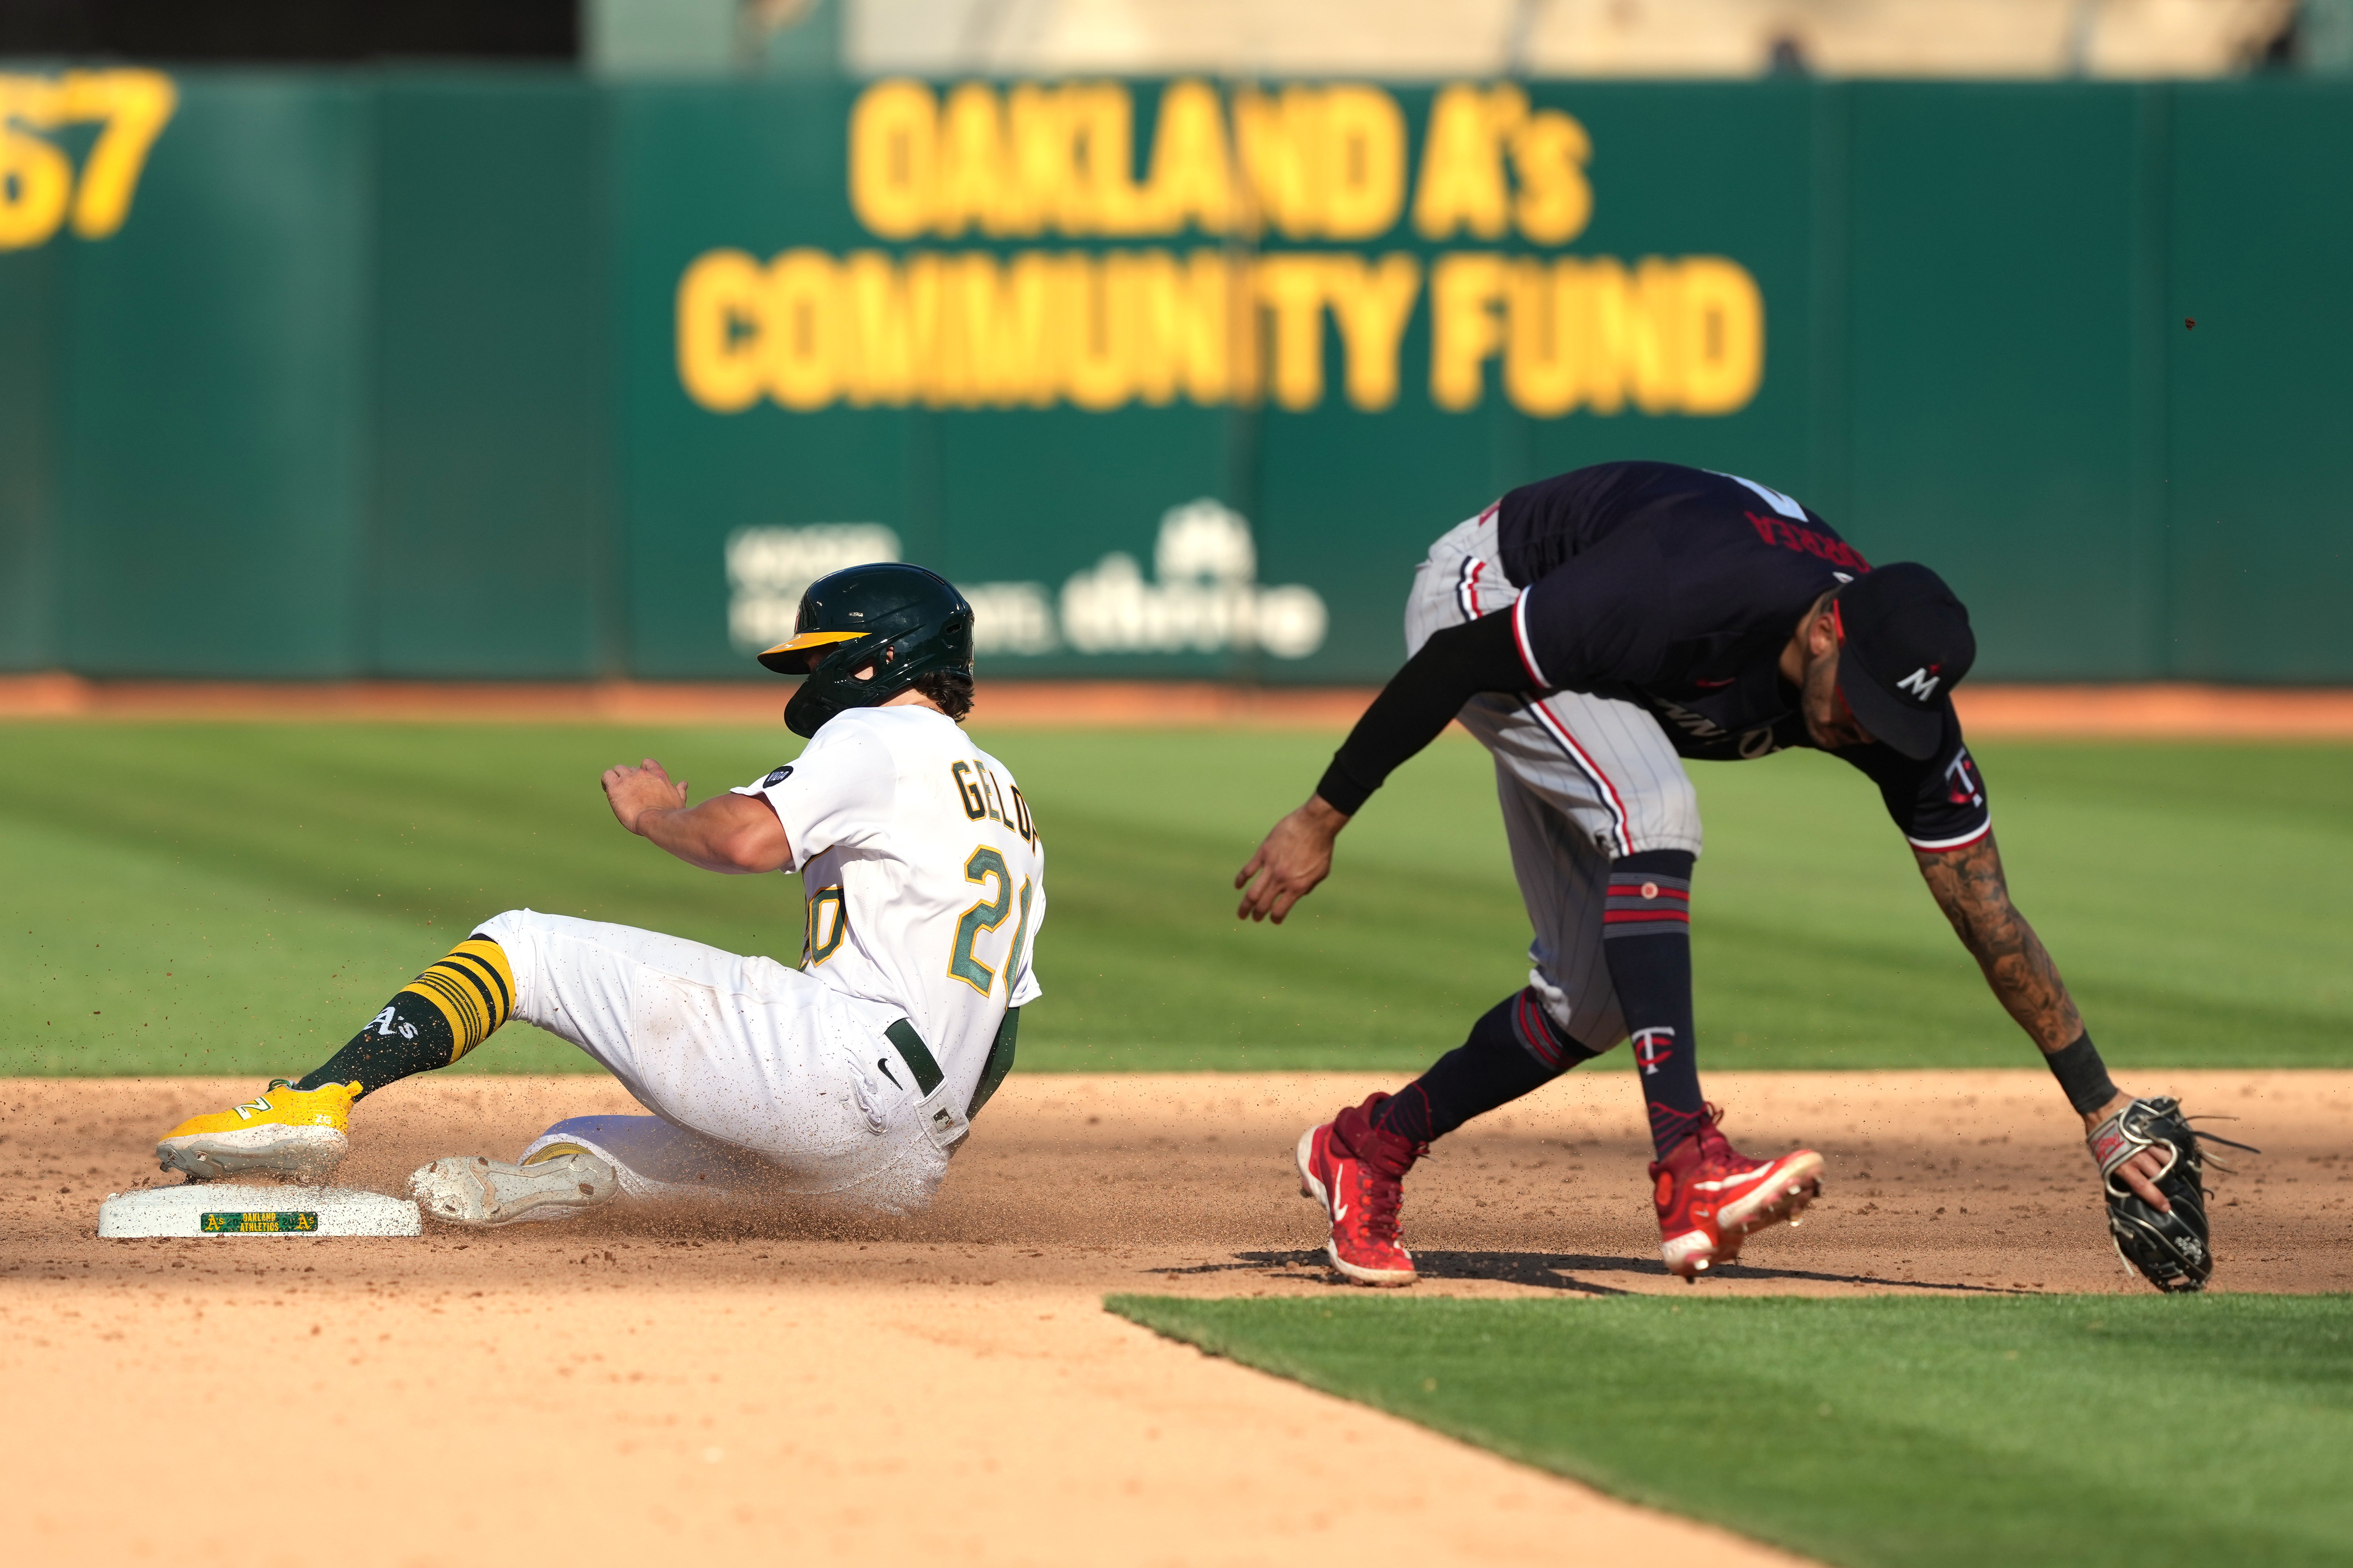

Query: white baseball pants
1405 509 1704 1052
474 909 966 1213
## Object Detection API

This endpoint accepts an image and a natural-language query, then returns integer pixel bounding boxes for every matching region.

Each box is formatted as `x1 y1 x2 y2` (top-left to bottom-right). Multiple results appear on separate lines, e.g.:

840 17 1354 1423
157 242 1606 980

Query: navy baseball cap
1831 563 1975 759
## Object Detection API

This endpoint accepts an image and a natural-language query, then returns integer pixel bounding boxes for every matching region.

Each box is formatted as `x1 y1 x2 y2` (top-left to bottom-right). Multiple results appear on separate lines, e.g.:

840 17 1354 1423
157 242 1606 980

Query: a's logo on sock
367 1004 419 1042
1633 1027 1676 1076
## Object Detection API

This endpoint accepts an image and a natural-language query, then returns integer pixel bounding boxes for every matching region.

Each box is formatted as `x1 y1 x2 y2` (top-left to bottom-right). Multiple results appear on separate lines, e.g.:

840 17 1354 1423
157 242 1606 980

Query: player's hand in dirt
2112 1146 2170 1209
2088 1095 2173 1212
1235 795 1350 924
603 758 690 835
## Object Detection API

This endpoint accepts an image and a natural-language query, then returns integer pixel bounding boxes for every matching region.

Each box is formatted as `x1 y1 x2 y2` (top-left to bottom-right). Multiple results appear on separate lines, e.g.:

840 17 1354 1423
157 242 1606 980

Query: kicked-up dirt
4 1068 2345 1567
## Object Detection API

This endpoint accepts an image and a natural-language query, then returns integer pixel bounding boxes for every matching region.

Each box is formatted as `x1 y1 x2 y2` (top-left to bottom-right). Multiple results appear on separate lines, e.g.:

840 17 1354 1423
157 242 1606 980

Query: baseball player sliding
1240 462 2234 1292
155 565 1044 1224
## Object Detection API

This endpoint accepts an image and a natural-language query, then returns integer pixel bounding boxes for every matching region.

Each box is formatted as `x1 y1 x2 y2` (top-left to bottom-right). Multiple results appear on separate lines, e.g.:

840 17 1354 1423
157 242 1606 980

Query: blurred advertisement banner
624 76 1798 682
6 72 2348 685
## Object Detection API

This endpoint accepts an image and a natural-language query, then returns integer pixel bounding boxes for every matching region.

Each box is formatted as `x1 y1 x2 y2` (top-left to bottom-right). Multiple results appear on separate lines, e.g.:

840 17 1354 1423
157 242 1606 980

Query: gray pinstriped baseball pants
1405 509 1704 1053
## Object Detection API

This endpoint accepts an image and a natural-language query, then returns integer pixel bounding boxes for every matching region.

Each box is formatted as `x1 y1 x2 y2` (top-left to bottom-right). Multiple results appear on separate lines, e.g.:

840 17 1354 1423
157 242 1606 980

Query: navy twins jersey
1497 462 1991 851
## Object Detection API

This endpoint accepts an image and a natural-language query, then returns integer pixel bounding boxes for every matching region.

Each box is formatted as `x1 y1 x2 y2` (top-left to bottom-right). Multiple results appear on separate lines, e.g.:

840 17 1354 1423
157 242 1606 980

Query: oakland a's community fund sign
674 80 1766 422
27 70 2060 688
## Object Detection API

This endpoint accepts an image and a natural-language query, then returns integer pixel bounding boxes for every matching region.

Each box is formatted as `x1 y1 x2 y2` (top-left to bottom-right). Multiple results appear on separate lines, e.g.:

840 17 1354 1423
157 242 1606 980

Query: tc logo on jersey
1633 1027 1676 1076
1943 747 1984 808
760 765 794 788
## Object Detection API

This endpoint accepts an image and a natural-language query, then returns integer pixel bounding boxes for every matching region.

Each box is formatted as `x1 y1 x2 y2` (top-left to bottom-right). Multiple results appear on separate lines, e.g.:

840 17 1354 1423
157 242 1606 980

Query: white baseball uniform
482 705 1045 1213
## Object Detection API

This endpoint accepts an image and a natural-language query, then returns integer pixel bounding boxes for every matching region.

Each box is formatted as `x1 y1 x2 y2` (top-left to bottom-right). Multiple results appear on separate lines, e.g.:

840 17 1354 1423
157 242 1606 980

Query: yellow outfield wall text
0 69 177 249
679 79 1765 419
677 246 1762 418
847 79 1590 244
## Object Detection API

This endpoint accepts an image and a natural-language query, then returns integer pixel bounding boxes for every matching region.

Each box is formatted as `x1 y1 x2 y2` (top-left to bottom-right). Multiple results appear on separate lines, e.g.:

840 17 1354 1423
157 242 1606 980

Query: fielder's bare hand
2090 1096 2174 1211
1235 795 1350 923
602 758 690 835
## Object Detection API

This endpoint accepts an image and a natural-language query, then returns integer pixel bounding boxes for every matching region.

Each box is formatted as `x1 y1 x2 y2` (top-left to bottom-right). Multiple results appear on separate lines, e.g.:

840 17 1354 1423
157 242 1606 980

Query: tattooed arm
1915 831 2169 1204
1913 832 2083 1052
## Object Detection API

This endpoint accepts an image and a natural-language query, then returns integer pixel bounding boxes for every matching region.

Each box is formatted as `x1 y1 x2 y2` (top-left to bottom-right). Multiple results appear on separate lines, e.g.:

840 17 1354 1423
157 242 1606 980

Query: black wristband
1314 759 1373 818
2045 1031 2120 1116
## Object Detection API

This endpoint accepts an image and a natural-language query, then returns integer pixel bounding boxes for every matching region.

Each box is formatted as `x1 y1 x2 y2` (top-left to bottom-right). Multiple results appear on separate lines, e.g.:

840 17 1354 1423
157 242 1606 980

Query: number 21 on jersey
949 845 1034 996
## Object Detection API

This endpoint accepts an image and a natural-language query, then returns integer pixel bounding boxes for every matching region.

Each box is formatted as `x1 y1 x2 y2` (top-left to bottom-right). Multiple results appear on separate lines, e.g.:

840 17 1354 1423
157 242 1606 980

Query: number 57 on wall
0 69 177 251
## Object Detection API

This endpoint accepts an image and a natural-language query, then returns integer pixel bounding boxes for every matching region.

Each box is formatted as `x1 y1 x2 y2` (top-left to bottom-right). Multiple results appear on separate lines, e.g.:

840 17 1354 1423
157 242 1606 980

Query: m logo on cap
1833 563 1971 760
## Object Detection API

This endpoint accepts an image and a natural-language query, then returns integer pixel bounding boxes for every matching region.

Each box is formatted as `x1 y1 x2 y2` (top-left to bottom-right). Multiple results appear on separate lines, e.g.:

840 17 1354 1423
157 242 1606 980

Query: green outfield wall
1 69 2346 684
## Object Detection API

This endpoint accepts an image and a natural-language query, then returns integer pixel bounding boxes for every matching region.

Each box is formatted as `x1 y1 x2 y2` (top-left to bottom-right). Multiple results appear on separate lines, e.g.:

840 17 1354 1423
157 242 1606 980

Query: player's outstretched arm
1240 614 1532 925
1914 831 2168 1206
1913 832 2082 1050
1235 795 1350 923
602 758 793 874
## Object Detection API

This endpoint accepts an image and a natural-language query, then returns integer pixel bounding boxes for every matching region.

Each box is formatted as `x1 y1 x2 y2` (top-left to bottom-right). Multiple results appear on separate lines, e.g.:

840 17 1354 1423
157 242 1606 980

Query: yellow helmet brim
760 629 869 656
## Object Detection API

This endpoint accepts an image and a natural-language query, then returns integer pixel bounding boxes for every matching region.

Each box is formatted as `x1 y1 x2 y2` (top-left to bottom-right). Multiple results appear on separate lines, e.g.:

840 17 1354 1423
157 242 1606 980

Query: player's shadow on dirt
1163 1248 2025 1296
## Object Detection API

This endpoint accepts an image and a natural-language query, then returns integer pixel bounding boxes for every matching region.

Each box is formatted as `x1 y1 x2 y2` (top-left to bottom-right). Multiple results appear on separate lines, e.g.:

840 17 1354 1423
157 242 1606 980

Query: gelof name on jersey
949 760 1036 844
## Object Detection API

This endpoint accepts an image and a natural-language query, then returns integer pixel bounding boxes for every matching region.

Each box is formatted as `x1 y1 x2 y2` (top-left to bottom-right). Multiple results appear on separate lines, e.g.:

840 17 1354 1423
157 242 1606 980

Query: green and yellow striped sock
295 934 515 1095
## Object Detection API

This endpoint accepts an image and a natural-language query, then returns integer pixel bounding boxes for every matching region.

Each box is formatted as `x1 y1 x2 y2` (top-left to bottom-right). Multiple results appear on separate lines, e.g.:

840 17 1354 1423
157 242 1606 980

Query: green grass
3 721 2349 1076
1106 1293 2353 1568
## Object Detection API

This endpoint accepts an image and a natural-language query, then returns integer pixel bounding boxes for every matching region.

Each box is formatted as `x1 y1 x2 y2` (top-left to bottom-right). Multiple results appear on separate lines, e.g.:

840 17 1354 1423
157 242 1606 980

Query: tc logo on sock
1633 1027 1676 1076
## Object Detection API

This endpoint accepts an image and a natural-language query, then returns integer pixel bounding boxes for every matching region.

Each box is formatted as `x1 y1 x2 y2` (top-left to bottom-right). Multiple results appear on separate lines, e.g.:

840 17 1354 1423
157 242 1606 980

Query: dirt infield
6 1070 2345 1567
8 671 2353 737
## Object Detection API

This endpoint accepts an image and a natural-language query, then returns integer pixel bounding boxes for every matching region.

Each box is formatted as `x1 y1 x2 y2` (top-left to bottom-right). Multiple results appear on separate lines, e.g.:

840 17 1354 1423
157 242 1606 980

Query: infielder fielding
1238 462 2231 1292
156 565 1043 1224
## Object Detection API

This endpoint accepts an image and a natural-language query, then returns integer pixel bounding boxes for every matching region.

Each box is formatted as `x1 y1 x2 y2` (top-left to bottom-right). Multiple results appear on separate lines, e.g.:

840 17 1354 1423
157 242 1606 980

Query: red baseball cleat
1296 1093 1424 1287
1651 1105 1824 1279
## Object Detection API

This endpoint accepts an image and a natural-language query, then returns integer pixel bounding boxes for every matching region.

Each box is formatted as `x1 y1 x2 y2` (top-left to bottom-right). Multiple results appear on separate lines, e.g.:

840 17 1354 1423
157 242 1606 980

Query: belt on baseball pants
889 1018 973 1155
885 1019 944 1096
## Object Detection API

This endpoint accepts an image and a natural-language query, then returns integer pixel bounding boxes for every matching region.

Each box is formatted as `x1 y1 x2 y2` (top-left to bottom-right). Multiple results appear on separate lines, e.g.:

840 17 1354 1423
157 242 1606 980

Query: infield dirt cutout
7 1069 2346 1567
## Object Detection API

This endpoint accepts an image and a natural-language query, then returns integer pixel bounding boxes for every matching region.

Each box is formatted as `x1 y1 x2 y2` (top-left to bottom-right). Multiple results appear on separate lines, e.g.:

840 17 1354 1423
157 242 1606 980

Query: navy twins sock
1373 987 1599 1146
1602 850 1707 1158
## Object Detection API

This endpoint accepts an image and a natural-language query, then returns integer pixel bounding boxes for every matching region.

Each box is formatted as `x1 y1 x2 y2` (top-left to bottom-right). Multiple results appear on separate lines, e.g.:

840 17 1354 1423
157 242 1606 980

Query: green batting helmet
759 562 974 738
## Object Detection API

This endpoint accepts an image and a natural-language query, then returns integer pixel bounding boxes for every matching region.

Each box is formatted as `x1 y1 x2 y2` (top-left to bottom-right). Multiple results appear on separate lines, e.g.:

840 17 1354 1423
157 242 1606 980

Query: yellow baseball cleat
156 1079 362 1183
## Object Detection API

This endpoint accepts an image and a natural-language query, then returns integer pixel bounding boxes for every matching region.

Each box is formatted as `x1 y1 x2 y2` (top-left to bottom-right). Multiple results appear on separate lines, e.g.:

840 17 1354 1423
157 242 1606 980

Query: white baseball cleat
410 1149 619 1228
